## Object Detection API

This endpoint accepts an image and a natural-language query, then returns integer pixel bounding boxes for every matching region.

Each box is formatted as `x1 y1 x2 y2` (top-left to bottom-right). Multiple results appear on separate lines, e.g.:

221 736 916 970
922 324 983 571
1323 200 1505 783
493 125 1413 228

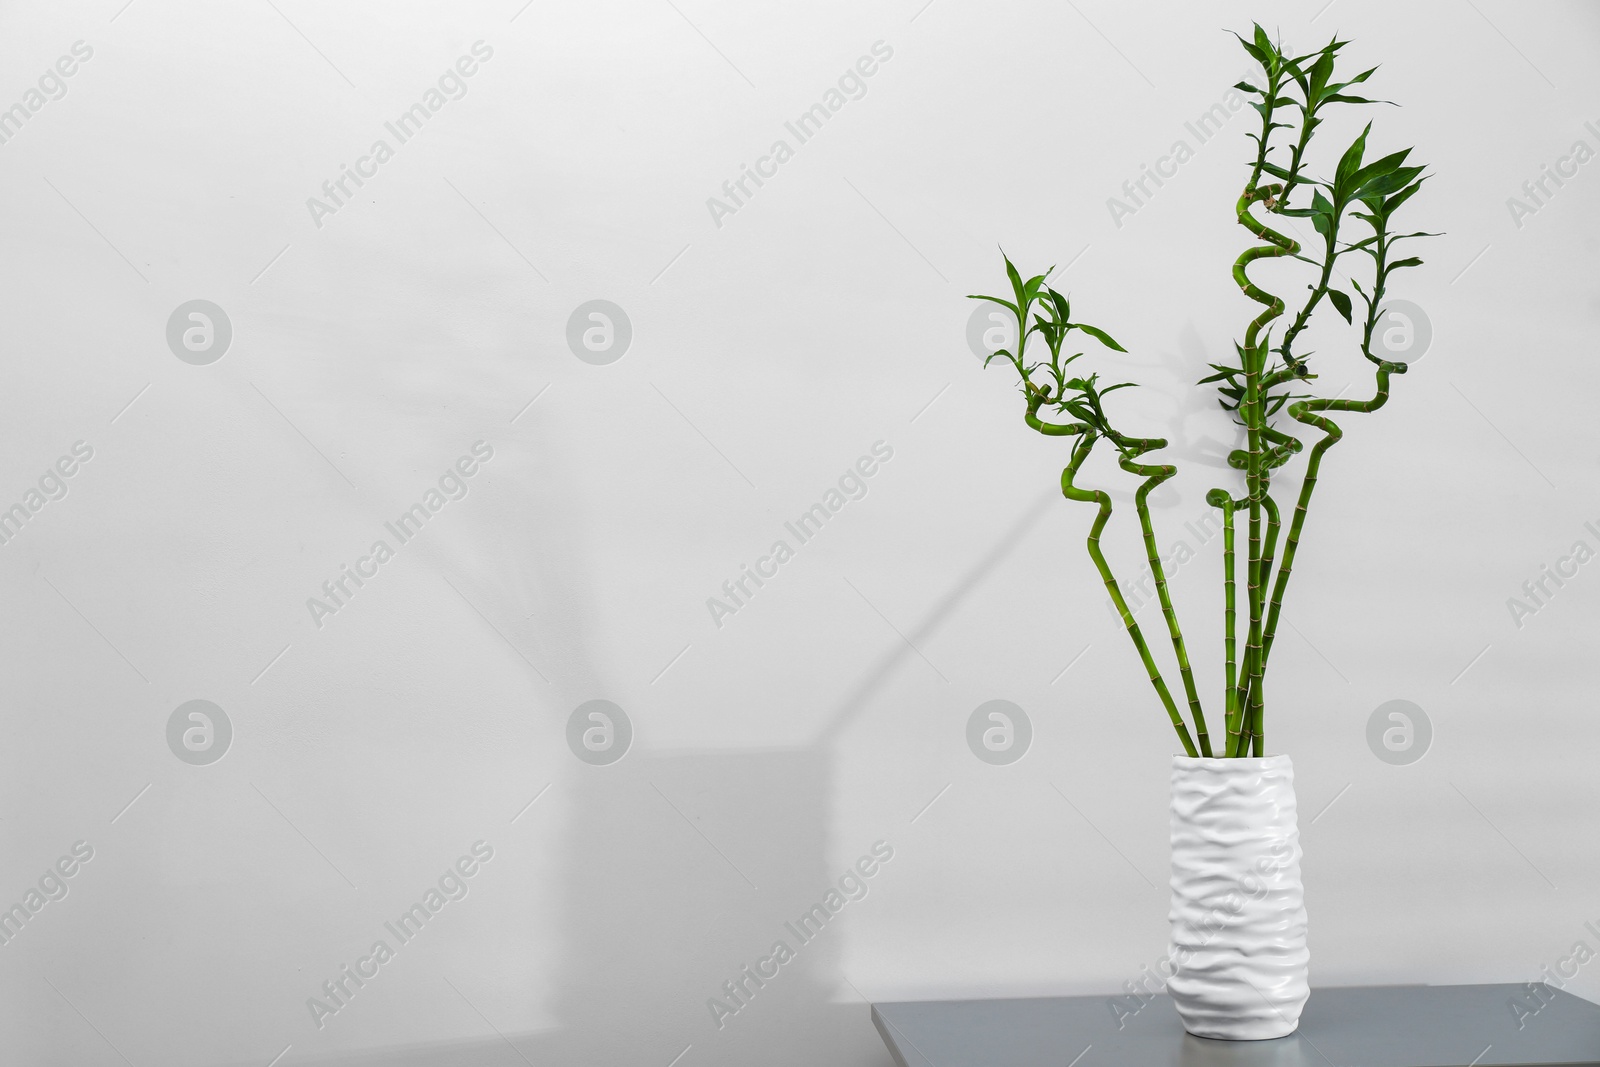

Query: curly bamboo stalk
1259 492 1282 617
1060 433 1200 757
997 294 1205 756
1234 190 1298 347
1260 425 1305 471
1228 60 1299 752
1023 391 1088 437
1118 438 1213 756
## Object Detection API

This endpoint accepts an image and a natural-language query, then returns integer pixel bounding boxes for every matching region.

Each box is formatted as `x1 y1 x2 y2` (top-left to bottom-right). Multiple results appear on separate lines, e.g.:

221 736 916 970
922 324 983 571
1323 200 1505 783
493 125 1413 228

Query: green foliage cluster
970 25 1436 757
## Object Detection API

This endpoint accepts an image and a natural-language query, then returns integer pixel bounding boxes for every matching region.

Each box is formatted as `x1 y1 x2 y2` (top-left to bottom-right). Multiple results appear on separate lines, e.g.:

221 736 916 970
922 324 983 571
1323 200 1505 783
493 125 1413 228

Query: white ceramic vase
1166 754 1309 1040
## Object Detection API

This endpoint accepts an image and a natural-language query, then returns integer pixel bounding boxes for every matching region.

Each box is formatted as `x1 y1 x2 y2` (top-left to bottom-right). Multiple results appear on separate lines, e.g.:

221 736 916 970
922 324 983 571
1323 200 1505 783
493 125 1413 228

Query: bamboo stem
1243 368 1264 758
1120 439 1212 756
1062 434 1200 757
1240 492 1280 753
1209 490 1239 752
1226 49 1298 752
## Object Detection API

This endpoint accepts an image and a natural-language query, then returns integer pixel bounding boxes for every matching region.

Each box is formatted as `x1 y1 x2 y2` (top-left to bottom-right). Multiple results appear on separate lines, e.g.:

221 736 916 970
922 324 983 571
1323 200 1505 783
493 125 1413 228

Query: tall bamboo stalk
1229 186 1296 754
1223 34 1311 754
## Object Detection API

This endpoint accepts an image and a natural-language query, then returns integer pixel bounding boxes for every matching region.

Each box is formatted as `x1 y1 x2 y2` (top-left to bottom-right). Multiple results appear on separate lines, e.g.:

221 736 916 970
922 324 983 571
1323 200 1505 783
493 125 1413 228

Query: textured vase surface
1167 754 1309 1040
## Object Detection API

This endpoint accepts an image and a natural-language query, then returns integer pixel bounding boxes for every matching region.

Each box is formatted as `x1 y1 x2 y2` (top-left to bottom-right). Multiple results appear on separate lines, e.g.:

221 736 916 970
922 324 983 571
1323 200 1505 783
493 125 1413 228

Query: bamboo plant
970 25 1435 757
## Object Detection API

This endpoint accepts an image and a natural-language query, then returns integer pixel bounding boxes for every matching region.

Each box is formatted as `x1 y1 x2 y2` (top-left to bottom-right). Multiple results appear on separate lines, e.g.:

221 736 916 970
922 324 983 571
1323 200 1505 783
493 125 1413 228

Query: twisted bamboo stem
1232 184 1297 755
1225 56 1298 753
1061 433 1200 757
1119 439 1212 756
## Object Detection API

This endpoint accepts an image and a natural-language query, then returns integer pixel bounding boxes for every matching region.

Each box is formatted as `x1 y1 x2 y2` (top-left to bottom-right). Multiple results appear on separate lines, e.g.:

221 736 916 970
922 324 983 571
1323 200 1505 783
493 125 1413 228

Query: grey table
873 985 1600 1066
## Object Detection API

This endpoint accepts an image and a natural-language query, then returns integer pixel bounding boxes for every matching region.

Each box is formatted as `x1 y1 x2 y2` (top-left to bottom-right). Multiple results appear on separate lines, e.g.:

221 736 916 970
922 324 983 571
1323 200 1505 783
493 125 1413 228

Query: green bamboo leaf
1253 23 1274 59
967 293 1019 315
1047 288 1071 324
1308 50 1334 97
1359 170 1423 202
1074 323 1128 352
1350 148 1411 185
1389 256 1423 269
1327 288 1353 322
1307 188 1337 236
1349 154 1416 199
1381 180 1427 214
1334 123 1372 193
1339 65 1378 88
1003 255 1026 308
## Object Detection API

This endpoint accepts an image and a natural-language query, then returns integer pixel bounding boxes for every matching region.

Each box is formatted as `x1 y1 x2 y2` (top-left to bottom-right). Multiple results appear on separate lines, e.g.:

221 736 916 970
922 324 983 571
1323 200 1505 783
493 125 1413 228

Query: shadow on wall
232 427 1058 1067
265 751 885 1067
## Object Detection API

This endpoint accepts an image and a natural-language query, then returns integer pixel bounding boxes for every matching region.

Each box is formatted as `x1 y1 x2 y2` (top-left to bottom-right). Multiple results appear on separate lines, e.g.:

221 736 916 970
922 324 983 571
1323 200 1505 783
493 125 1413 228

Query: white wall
2 1 1598 1064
